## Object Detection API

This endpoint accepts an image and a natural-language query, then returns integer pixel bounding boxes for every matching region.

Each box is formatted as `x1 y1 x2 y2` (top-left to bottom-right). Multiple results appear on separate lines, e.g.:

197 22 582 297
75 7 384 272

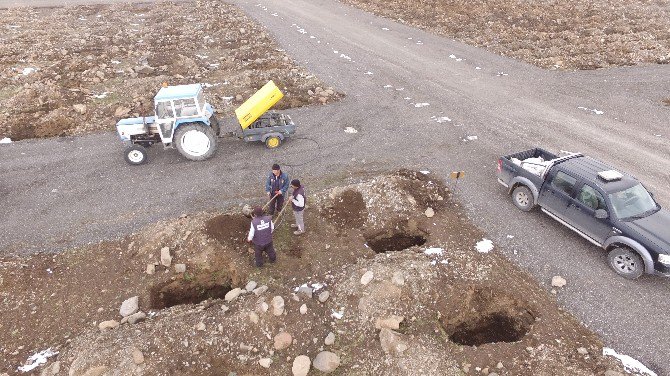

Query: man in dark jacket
247 207 276 267
290 179 306 235
265 163 289 215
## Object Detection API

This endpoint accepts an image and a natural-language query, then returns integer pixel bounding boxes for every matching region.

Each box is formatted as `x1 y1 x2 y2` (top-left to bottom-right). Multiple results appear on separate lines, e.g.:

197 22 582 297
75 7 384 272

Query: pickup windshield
608 184 658 220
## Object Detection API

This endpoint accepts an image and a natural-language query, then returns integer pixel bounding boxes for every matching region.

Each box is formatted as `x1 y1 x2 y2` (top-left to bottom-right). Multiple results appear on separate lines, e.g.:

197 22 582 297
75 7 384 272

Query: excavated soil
0 171 631 375
321 189 368 229
341 0 670 71
0 1 343 141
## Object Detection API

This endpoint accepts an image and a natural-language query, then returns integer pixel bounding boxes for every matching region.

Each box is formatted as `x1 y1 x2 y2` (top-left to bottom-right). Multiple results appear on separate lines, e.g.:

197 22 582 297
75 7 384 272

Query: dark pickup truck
497 148 670 279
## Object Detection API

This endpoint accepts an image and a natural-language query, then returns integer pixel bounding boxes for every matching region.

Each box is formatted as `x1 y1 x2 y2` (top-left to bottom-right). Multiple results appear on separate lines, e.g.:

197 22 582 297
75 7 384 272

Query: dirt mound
204 213 250 246
341 0 670 70
322 189 368 229
393 169 449 209
0 2 344 141
0 171 631 375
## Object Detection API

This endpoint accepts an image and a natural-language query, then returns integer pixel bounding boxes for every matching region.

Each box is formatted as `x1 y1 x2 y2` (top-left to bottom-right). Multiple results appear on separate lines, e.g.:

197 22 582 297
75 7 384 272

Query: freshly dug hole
150 279 231 309
365 232 427 253
441 286 535 346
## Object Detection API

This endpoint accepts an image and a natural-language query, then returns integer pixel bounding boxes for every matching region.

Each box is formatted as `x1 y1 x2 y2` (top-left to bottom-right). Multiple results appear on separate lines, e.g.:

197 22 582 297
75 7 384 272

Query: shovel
243 192 281 218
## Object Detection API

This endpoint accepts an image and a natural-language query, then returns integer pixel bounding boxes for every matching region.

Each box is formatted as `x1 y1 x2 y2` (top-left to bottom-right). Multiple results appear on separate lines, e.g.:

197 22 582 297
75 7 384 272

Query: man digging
247 207 277 267
265 163 289 215
290 179 306 235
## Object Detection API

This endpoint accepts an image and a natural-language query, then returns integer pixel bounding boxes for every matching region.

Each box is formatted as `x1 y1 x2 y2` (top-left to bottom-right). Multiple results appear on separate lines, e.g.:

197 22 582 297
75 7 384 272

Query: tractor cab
153 84 216 143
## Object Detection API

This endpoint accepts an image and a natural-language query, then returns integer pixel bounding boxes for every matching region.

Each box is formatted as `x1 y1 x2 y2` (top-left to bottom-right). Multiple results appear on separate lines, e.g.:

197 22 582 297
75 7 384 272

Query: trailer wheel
512 185 534 212
124 144 148 165
174 123 217 161
265 136 281 149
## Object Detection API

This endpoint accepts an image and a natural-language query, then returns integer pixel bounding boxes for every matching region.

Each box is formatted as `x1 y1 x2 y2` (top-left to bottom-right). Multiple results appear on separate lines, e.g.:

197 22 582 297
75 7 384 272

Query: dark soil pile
321 189 368 229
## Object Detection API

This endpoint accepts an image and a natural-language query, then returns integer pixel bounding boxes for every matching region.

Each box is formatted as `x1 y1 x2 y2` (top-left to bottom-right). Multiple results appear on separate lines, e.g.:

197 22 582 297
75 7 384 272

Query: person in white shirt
289 179 306 235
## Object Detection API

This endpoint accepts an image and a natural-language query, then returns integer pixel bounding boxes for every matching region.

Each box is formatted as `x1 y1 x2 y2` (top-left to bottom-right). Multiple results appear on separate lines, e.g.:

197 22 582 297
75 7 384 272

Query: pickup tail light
496 159 502 173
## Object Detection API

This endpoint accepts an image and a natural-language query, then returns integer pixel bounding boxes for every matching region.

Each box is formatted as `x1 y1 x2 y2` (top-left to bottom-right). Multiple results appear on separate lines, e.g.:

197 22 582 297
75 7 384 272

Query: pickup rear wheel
512 185 534 212
608 247 644 279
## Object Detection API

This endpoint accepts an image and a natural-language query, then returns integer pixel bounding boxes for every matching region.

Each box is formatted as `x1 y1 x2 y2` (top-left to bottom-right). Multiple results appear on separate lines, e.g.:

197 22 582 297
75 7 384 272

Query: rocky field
0 1 341 141
0 171 635 375
340 0 670 71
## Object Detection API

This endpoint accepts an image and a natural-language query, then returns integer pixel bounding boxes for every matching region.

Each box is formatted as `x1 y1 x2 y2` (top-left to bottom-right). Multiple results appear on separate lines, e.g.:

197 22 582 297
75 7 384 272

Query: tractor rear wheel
174 123 217 161
124 144 148 165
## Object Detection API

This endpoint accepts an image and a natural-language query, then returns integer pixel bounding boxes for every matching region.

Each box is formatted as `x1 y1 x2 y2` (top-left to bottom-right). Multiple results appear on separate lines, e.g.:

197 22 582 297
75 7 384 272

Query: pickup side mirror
595 209 608 219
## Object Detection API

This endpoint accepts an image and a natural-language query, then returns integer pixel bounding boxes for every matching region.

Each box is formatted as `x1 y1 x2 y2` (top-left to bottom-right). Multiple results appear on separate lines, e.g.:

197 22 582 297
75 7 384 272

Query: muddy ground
0 1 341 141
0 171 633 375
340 0 670 71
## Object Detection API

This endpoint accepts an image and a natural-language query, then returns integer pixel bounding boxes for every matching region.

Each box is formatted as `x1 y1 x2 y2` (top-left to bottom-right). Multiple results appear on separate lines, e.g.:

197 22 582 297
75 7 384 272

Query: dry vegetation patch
341 0 670 70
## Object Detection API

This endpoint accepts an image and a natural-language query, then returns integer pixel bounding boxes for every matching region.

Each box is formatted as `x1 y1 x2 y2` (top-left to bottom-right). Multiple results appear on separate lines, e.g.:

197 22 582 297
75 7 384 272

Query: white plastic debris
577 106 604 115
414 103 430 108
603 348 657 376
0 137 12 144
475 239 494 253
17 348 58 372
465 135 478 141
344 127 358 134
331 308 344 319
420 170 430 174
21 67 37 75
424 247 444 255
432 116 452 123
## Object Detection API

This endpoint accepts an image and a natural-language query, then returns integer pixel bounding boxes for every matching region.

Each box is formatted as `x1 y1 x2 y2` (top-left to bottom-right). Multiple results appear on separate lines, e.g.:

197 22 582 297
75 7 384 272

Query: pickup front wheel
608 247 644 279
512 185 534 212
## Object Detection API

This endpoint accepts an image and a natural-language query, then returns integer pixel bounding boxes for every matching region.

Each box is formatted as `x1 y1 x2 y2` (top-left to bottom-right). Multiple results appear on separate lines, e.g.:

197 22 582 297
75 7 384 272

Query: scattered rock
313 351 340 373
245 280 257 292
82 366 108 376
253 285 268 295
391 271 405 286
375 315 404 330
73 104 87 114
274 331 293 350
360 270 374 285
271 296 285 316
324 332 335 346
425 207 435 217
225 288 243 302
604 371 625 376
114 106 131 117
146 264 155 275
292 355 311 376
551 276 567 288
174 264 186 273
242 204 253 217
196 322 206 331
259 358 272 368
299 304 308 314
119 296 139 317
135 65 155 74
379 328 408 356
127 311 146 324
249 312 259 324
577 347 588 355
131 348 144 364
318 291 330 303
160 247 172 267
98 320 119 331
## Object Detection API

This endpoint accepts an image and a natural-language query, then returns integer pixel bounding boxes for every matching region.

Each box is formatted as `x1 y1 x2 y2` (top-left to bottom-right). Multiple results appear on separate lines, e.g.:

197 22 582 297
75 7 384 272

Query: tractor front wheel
174 123 217 161
124 144 148 165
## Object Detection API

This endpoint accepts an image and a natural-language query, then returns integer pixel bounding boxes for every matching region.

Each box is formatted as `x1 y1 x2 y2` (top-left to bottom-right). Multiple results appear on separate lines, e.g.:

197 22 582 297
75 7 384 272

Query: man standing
265 163 289 215
247 207 277 267
290 179 306 235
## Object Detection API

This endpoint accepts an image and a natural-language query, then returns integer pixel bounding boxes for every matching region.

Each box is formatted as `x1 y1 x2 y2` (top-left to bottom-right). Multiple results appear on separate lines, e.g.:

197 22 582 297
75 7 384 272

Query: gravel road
1 0 669 373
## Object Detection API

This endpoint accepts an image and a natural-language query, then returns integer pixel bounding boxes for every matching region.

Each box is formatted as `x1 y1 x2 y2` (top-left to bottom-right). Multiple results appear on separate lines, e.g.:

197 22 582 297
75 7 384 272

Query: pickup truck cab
497 148 670 279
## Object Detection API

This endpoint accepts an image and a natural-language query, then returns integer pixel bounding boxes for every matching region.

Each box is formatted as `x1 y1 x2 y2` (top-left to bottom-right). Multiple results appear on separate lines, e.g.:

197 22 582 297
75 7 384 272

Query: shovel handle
262 192 281 211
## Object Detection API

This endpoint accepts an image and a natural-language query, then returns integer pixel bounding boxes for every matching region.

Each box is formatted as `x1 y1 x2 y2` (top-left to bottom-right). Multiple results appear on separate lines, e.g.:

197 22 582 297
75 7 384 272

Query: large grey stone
160 246 172 267
119 296 139 317
274 331 293 350
225 288 243 302
292 355 311 376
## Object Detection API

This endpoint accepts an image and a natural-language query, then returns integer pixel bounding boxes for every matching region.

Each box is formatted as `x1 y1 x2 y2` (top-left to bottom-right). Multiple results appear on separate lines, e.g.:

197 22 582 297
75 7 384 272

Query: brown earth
0 171 633 375
0 1 342 141
340 0 670 71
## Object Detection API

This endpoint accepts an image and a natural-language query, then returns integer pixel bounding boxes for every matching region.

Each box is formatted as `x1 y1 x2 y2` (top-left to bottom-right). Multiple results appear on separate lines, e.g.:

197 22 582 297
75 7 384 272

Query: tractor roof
155 84 202 101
